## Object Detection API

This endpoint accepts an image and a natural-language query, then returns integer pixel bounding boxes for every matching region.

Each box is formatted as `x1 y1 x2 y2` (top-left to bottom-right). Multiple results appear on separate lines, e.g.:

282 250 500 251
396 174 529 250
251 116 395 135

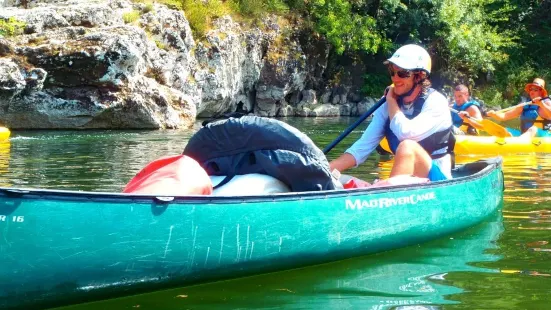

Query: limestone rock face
0 0 376 129
193 17 267 118
0 57 27 101
0 0 200 128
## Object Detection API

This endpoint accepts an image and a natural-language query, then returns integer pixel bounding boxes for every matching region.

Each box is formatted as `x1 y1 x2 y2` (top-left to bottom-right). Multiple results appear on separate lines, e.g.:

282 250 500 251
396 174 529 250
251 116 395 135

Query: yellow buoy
0 127 10 141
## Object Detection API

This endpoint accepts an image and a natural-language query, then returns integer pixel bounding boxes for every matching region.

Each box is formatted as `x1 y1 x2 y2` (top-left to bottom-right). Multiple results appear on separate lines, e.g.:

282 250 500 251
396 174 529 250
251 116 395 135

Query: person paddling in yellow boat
329 44 454 181
451 84 484 135
486 78 551 138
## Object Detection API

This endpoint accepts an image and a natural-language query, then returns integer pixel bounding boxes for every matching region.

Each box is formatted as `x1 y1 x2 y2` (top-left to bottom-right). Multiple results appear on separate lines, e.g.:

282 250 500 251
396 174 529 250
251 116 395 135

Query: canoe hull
381 135 551 155
454 135 551 154
0 159 503 309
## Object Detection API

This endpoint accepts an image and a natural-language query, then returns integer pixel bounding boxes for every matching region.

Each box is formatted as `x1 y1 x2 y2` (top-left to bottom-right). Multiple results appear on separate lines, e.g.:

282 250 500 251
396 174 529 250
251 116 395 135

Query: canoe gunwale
0 158 503 204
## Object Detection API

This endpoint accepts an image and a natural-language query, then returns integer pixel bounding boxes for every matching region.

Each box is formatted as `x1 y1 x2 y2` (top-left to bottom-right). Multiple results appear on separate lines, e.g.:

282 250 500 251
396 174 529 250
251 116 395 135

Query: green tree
309 0 389 54
435 0 516 75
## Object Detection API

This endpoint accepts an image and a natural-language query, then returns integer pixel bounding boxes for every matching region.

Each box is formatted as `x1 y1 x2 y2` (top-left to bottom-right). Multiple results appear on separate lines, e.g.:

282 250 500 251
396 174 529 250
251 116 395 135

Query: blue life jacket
385 89 455 159
520 104 551 132
451 100 482 127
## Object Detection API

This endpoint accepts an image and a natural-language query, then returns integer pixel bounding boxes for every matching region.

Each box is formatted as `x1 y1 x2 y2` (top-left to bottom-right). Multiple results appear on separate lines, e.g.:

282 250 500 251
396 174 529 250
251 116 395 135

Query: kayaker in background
329 44 454 181
451 84 484 135
486 78 551 138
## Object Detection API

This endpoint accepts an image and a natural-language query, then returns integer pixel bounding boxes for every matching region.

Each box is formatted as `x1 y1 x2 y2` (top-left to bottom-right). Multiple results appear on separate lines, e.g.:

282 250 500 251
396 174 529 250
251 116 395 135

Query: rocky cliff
0 0 376 129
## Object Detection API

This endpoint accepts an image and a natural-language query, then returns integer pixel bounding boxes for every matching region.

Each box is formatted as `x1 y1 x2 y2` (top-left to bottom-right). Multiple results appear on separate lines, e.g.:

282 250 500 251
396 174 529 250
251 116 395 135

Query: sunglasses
388 67 413 78
528 87 541 92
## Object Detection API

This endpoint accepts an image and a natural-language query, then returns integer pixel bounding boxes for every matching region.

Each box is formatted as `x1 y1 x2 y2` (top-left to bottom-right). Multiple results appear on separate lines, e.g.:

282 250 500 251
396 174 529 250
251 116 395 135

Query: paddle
497 97 550 113
450 108 512 138
323 97 387 154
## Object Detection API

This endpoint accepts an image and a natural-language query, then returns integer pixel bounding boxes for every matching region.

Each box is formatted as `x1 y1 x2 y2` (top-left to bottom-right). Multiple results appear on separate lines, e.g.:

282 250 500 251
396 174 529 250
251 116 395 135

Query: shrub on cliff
0 17 25 37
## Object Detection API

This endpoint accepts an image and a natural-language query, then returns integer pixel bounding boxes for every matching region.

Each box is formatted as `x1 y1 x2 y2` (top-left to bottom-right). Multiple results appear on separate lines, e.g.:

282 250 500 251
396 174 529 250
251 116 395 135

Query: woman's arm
486 105 523 121
329 153 357 172
536 98 551 119
329 104 387 173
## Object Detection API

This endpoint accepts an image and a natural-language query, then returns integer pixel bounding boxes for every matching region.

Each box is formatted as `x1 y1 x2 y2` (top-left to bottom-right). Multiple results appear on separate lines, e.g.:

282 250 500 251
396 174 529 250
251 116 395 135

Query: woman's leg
520 126 538 138
390 140 433 178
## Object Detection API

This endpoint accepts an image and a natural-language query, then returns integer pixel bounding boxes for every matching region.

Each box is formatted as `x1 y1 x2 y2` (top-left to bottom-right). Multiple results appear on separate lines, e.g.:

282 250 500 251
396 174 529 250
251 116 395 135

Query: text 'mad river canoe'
0 158 503 309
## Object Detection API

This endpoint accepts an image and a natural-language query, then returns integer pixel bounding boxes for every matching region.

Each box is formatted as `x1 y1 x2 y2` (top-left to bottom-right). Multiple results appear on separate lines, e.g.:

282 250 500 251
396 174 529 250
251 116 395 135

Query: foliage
180 0 229 38
435 0 517 75
232 0 289 17
361 72 389 97
132 0 155 13
477 61 551 108
265 0 290 14
170 0 289 39
122 10 141 24
0 17 26 37
479 0 551 107
475 85 507 108
309 0 388 55
143 3 155 13
155 39 167 50
231 0 266 17
377 0 438 46
148 0 550 102
157 0 184 10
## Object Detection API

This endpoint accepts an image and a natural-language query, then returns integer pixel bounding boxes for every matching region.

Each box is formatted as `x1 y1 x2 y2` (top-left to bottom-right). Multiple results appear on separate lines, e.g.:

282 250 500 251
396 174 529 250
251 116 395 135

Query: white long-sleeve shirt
346 91 453 177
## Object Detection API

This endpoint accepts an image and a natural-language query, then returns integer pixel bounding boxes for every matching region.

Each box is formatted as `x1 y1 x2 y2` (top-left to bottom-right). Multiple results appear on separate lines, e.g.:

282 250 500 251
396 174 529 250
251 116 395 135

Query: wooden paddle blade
480 119 512 137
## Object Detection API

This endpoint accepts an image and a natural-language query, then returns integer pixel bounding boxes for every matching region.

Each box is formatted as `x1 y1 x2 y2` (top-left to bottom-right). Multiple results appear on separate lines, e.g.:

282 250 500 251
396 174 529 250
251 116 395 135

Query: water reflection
5 129 198 192
453 154 551 203
0 141 10 187
58 215 503 310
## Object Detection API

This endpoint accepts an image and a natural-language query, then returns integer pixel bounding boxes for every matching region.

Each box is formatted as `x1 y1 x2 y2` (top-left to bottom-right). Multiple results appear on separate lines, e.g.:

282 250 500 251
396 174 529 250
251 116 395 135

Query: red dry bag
123 155 213 195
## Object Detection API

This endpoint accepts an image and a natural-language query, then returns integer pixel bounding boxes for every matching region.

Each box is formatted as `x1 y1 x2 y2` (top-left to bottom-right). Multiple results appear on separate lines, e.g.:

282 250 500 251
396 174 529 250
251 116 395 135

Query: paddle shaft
450 108 485 130
450 108 476 121
497 97 550 113
323 97 387 154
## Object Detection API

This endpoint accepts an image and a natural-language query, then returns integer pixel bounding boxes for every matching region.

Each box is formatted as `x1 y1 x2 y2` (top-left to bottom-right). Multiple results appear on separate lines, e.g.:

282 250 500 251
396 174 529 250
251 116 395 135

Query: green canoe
0 158 503 309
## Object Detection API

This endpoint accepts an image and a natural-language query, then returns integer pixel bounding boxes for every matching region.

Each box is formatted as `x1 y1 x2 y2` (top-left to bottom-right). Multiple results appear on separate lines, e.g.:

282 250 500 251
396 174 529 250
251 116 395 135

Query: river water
2 117 550 309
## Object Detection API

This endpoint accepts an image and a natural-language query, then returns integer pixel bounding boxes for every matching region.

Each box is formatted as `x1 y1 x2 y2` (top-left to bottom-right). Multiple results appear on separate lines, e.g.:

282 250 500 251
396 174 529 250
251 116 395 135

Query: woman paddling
486 78 551 138
329 44 454 181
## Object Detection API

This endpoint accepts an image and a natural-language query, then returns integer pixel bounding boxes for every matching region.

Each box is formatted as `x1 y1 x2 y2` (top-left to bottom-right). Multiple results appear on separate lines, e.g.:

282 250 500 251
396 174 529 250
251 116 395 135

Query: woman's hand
386 86 400 119
385 85 398 105
531 97 543 106
486 110 497 118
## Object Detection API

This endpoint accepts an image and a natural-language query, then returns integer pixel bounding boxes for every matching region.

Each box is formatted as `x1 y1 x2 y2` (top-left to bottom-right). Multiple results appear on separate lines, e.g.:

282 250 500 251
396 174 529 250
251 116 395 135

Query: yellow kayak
0 127 10 141
380 135 551 155
453 135 551 154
